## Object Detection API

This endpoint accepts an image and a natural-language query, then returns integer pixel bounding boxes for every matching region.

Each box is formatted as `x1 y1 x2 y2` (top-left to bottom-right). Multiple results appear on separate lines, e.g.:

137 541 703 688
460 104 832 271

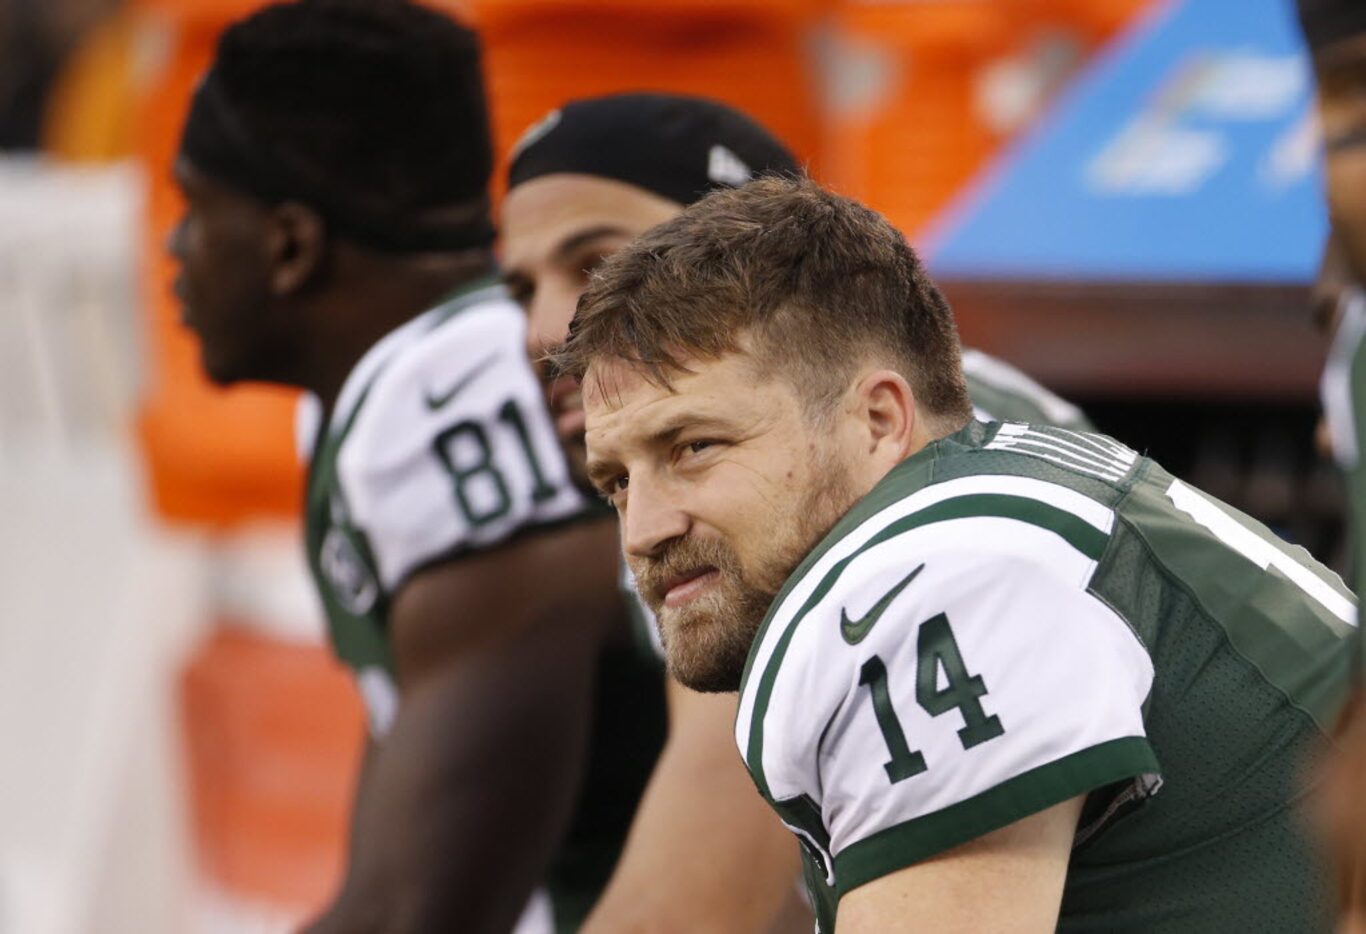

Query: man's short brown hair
555 176 973 426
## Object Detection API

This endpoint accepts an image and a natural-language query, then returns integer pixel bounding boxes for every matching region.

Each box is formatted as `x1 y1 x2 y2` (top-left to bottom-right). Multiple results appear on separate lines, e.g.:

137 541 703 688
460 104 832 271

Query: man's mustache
632 536 744 609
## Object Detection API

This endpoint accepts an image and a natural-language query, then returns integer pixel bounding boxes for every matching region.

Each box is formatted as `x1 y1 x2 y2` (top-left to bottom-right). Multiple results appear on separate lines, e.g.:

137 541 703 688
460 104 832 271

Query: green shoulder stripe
832 736 1158 897
744 491 1111 799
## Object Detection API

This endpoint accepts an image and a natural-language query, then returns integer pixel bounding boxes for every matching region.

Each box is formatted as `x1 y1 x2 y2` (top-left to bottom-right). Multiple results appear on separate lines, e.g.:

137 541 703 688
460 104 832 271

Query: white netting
0 157 142 454
0 158 202 934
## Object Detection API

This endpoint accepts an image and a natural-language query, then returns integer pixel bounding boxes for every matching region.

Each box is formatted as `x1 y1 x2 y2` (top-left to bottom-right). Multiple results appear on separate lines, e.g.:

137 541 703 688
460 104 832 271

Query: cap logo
708 144 753 187
512 108 562 161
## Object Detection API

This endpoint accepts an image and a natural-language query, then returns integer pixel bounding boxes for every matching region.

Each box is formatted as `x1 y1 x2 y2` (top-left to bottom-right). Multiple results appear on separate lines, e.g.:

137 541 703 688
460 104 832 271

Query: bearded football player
564 177 1357 933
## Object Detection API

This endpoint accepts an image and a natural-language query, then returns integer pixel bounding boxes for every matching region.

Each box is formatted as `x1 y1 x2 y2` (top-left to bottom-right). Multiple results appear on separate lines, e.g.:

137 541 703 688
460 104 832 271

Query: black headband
181 71 494 253
507 93 802 207
1298 0 1366 53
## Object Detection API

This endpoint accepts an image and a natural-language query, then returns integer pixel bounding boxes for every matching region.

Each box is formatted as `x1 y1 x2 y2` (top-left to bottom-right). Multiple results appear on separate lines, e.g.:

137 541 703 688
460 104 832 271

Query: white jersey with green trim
302 279 588 735
735 420 1355 933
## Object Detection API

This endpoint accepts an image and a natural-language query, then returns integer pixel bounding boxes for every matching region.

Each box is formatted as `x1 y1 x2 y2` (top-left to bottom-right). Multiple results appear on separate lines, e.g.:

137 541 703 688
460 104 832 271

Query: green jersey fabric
737 420 1355 933
303 280 665 933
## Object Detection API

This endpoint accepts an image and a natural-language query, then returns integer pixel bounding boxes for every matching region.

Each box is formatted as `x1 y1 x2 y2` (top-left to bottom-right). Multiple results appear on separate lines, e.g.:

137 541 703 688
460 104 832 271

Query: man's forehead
584 351 786 426
503 174 680 244
581 358 667 413
581 360 673 481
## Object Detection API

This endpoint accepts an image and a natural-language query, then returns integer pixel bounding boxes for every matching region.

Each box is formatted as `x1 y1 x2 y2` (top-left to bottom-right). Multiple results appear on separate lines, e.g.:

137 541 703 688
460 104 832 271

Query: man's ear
853 369 918 463
266 201 326 296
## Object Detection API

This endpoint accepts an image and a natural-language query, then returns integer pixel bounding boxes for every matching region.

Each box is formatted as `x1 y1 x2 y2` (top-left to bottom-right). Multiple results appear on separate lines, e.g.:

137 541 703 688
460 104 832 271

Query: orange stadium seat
470 0 826 188
180 625 364 909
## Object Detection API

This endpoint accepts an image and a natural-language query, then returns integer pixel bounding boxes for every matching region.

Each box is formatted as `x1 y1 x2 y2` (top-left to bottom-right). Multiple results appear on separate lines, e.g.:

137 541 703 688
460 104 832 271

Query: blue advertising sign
925 0 1328 284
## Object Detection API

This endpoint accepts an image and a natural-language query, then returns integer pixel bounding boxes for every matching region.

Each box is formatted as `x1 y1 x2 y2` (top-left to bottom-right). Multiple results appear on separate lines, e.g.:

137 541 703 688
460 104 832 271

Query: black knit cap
180 0 494 252
507 92 803 206
1297 0 1366 53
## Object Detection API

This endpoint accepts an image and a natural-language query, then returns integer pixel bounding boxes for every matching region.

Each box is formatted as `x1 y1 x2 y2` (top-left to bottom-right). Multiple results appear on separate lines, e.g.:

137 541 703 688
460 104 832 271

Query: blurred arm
303 517 621 934
581 678 806 934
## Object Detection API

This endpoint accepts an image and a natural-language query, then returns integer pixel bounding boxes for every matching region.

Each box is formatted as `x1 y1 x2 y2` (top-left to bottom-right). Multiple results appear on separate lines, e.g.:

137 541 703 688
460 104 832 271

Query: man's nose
622 473 690 559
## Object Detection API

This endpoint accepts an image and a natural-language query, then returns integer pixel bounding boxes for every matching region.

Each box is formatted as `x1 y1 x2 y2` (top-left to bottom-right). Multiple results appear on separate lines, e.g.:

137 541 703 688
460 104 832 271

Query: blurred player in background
500 92 1093 933
168 2 664 931
563 177 1357 934
1300 0 1366 927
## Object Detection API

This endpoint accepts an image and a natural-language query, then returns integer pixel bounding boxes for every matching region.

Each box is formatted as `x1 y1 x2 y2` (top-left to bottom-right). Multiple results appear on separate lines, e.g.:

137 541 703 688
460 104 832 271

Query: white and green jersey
303 278 588 733
736 420 1356 933
303 279 666 933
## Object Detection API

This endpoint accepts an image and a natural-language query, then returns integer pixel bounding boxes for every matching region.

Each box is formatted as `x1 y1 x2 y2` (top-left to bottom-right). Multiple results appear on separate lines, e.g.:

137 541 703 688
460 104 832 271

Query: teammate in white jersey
168 3 646 931
560 177 1355 932
501 92 1091 933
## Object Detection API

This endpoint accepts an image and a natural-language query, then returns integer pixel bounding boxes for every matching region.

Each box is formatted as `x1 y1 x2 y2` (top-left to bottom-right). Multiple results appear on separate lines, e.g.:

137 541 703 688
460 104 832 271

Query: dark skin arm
302 515 622 934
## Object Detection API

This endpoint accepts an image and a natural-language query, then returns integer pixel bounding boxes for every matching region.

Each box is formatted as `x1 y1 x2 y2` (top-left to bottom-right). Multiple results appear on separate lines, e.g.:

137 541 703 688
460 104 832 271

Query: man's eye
686 440 715 455
594 479 624 509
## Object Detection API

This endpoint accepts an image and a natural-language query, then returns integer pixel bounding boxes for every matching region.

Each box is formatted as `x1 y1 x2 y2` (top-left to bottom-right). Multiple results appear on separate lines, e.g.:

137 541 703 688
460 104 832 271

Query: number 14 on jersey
858 613 1005 785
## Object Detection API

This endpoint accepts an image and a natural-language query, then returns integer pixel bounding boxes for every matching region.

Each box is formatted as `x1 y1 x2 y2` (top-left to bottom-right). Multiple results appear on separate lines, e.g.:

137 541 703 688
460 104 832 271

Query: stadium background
0 0 1334 930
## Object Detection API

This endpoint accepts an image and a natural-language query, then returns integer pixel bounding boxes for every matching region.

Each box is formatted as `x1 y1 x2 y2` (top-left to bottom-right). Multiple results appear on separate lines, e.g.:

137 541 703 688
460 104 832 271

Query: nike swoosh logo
423 352 501 410
840 563 926 645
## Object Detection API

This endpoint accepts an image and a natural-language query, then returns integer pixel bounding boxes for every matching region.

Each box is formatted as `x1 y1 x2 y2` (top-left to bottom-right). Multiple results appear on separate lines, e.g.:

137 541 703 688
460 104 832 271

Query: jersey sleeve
335 303 588 593
749 511 1158 900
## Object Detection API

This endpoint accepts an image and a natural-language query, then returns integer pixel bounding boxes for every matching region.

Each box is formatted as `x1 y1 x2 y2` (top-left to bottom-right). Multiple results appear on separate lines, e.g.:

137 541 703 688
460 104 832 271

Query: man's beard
630 452 860 693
